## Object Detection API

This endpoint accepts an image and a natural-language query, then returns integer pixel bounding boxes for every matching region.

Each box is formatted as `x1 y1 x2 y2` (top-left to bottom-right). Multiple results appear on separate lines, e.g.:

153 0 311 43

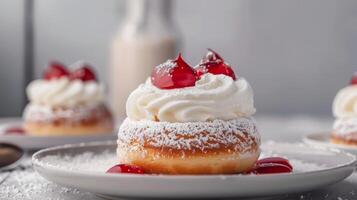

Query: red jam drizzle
106 164 145 174
4 126 26 135
248 157 293 175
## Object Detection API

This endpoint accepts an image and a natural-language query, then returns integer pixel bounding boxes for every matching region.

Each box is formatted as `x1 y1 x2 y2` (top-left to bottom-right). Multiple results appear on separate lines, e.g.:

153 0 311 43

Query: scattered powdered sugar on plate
17 141 356 199
260 152 328 172
0 122 23 135
37 150 117 173
0 167 98 200
289 159 328 172
36 145 328 174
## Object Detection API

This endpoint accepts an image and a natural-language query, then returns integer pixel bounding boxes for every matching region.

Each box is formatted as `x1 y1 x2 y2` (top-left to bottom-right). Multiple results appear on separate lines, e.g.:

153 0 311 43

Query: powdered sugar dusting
333 118 357 140
23 103 109 123
154 59 176 74
0 166 97 199
36 150 117 172
117 117 260 154
260 153 328 172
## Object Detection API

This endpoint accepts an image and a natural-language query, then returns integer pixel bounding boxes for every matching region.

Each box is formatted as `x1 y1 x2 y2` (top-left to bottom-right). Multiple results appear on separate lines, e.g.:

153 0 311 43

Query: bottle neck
126 0 172 24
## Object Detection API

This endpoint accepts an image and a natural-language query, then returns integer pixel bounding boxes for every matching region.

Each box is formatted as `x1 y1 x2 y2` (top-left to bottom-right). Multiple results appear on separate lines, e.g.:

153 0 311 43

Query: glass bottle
110 0 179 119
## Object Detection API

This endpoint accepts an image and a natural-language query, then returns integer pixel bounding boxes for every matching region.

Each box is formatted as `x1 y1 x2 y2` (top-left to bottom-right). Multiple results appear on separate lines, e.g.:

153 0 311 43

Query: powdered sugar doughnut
23 103 113 136
331 84 357 146
117 117 260 174
117 54 261 174
331 118 357 146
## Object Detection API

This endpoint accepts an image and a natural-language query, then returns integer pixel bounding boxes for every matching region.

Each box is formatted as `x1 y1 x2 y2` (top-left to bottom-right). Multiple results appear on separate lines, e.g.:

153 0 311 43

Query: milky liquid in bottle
110 0 179 119
111 36 176 119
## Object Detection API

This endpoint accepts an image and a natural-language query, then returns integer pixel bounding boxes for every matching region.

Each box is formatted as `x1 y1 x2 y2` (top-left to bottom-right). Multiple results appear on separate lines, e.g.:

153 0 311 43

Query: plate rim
0 120 116 138
32 140 357 179
303 132 357 151
0 119 117 149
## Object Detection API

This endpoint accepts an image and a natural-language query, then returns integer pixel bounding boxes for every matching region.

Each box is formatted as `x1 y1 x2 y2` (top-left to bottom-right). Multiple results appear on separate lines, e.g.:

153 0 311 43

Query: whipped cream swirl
126 73 256 122
333 85 357 118
27 77 104 107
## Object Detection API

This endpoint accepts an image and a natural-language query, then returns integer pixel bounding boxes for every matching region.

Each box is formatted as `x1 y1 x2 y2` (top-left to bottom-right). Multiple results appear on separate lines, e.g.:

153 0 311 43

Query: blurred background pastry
23 61 114 136
331 73 357 146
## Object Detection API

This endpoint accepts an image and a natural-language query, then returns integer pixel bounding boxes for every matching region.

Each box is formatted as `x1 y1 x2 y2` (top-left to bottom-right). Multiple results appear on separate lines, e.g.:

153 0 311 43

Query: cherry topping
151 53 197 89
106 164 145 174
250 163 292 175
350 72 357 85
3 126 26 135
196 49 236 80
70 62 97 82
256 157 293 170
43 61 70 80
247 157 293 175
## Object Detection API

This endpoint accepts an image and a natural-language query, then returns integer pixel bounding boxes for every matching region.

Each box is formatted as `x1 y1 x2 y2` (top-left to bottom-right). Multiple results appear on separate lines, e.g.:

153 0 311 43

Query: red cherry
250 163 292 175
4 126 26 135
106 164 145 174
350 72 357 85
70 62 97 82
256 157 293 170
43 61 70 80
196 49 236 80
151 53 197 89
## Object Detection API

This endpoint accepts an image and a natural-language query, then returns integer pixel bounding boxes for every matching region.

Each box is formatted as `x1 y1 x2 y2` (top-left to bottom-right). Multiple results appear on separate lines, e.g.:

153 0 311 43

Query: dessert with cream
331 73 357 146
23 61 114 136
117 50 261 174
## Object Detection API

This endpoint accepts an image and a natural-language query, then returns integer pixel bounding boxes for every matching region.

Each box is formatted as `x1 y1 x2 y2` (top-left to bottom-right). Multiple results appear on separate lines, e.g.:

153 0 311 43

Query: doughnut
331 134 357 146
331 118 357 146
332 82 357 147
117 117 260 174
23 103 114 136
117 51 261 174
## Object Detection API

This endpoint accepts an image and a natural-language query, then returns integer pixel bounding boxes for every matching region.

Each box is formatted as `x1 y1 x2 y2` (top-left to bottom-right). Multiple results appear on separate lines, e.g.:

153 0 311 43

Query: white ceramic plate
32 141 356 199
0 118 116 150
303 132 357 155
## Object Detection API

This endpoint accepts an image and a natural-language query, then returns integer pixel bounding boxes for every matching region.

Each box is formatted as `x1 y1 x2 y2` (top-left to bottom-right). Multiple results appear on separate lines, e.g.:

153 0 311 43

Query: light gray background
1 0 356 117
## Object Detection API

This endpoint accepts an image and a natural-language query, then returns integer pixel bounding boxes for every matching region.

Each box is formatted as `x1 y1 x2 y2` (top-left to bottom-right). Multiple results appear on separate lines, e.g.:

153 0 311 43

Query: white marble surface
0 116 356 200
